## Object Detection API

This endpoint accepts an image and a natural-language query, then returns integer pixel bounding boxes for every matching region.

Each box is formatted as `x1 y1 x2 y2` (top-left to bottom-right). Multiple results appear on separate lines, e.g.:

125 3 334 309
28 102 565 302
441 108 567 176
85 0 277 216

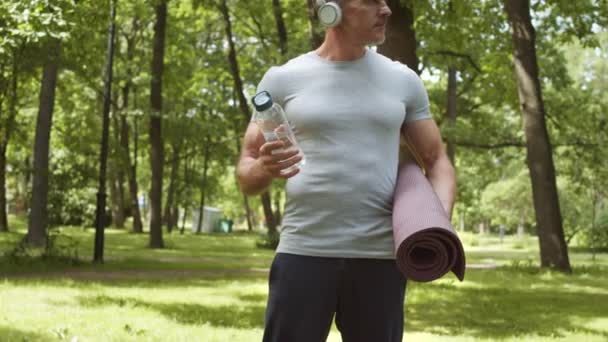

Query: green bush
48 186 97 226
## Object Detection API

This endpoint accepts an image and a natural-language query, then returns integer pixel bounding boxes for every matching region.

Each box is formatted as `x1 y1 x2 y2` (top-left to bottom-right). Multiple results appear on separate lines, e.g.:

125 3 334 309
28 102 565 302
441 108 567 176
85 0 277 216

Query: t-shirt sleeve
251 66 284 122
404 71 432 124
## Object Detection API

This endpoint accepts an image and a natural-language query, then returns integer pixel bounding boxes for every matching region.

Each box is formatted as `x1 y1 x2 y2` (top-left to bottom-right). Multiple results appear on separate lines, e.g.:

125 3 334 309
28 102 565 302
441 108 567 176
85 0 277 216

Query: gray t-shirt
255 49 432 259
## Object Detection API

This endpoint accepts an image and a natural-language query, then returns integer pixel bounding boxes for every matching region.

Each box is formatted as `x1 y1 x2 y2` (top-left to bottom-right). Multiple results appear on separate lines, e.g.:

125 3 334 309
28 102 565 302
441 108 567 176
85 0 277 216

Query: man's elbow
423 150 454 174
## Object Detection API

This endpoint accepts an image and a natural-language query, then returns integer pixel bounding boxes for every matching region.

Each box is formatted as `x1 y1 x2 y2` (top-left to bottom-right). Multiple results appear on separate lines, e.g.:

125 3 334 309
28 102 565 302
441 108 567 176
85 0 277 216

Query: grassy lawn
1 215 607 341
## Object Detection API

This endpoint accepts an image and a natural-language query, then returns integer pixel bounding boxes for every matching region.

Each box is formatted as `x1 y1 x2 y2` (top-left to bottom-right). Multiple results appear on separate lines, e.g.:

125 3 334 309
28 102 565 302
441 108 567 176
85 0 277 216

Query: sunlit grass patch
1 216 607 341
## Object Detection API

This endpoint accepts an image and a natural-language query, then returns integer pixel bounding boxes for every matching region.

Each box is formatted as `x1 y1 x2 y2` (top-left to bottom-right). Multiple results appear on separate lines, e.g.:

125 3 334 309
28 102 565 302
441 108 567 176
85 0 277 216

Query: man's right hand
238 122 302 195
257 140 302 179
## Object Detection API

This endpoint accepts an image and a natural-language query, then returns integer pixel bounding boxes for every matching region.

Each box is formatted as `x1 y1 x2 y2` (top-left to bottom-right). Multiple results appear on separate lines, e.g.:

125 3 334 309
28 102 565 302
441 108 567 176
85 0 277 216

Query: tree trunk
272 0 288 231
272 0 288 56
274 188 282 228
94 0 117 263
180 206 188 235
110 113 126 229
306 0 324 49
180 146 191 235
27 40 61 247
17 155 31 214
170 205 179 229
197 139 211 234
0 57 18 233
149 0 168 248
164 142 180 233
517 213 525 238
121 92 143 234
117 180 126 227
590 191 599 261
479 219 490 235
505 0 571 272
234 124 254 232
109 172 120 226
0 72 6 233
377 0 419 74
446 66 458 165
375 0 421 167
261 192 277 234
122 17 144 234
0 145 8 232
220 0 276 232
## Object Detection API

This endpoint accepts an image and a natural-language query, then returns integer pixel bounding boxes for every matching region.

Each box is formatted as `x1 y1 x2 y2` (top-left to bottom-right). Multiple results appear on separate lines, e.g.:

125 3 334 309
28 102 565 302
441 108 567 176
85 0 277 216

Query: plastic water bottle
251 91 305 174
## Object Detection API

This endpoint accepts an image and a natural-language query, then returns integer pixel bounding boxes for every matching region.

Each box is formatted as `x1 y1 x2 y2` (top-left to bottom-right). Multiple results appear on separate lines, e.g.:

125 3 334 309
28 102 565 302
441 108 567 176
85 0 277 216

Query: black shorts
263 253 407 342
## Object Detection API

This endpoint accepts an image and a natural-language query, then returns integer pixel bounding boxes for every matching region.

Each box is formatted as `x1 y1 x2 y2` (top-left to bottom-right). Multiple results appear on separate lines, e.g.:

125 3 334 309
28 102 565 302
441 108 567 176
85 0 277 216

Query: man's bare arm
237 122 302 196
402 119 456 218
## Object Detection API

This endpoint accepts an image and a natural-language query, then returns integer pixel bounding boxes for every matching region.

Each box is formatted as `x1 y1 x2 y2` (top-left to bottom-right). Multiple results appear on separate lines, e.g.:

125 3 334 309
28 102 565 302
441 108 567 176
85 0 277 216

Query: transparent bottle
251 91 305 174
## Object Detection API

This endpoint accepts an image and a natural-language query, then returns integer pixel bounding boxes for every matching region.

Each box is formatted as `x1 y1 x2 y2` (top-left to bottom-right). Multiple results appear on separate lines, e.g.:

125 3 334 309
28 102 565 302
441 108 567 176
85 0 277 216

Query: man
237 0 456 341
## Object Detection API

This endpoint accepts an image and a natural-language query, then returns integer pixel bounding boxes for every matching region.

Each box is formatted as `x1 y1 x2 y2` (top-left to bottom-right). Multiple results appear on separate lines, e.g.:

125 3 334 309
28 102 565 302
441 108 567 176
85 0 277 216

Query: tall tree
219 0 277 234
306 0 324 49
120 16 144 233
110 111 126 229
164 141 181 232
27 40 61 247
94 0 118 263
271 0 289 228
149 0 168 248
377 0 419 73
445 66 457 164
272 0 288 56
0 55 18 232
233 121 254 231
376 0 423 168
504 0 571 272
196 136 211 233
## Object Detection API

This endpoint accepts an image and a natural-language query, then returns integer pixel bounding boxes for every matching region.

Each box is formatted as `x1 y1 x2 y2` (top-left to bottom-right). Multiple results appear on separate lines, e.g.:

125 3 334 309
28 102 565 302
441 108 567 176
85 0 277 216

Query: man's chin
370 35 386 46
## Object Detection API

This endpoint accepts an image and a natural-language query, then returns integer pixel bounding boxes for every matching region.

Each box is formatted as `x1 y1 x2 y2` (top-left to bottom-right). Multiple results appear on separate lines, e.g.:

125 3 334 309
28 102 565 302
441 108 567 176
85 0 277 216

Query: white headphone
316 0 342 28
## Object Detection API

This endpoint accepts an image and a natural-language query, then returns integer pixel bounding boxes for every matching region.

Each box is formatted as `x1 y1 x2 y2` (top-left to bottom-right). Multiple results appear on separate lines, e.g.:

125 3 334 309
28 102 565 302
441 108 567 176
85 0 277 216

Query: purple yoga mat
392 162 465 282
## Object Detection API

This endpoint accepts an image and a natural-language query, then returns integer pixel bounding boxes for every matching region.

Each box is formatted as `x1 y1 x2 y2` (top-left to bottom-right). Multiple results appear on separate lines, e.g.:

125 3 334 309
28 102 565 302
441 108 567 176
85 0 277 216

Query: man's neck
315 30 367 62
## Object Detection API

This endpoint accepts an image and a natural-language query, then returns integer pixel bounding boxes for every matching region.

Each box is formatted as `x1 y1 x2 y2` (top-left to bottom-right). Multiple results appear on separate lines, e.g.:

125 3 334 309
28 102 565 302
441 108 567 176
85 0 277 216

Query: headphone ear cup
317 2 342 27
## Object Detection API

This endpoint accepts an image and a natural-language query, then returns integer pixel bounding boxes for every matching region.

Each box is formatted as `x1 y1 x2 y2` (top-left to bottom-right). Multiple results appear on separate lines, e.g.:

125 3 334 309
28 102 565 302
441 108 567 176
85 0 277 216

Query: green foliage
480 169 534 233
47 131 98 226
0 0 75 55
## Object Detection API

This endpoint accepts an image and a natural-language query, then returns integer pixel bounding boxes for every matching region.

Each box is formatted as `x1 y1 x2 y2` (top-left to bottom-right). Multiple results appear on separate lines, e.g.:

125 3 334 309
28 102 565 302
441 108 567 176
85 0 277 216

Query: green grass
1 215 607 341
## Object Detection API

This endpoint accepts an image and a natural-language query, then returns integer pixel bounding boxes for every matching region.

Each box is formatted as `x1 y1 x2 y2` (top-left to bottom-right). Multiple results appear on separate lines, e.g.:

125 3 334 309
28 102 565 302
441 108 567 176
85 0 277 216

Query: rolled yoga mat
392 162 465 282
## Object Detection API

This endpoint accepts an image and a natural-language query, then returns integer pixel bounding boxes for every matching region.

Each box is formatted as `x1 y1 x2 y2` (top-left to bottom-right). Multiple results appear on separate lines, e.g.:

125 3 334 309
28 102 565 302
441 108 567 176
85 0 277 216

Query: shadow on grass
1 271 269 289
0 326 52 341
77 294 267 329
406 267 608 339
67 266 608 339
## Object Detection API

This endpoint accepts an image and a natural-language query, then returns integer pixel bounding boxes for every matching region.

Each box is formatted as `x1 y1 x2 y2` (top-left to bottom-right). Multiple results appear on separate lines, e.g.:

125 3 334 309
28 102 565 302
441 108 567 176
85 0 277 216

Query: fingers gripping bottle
251 91 306 174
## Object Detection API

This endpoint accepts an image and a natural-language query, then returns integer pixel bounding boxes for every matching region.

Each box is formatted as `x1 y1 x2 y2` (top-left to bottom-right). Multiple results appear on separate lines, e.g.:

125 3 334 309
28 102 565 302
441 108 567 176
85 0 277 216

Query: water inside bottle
262 125 305 174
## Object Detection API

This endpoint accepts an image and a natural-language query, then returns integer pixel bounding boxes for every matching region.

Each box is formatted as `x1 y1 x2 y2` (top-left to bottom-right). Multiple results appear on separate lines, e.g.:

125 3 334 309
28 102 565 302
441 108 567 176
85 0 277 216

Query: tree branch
429 49 482 73
453 140 525 149
454 140 598 150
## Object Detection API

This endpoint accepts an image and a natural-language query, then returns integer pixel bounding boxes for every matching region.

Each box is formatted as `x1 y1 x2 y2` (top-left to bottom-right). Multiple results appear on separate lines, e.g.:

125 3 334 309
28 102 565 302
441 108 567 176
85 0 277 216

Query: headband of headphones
316 0 342 28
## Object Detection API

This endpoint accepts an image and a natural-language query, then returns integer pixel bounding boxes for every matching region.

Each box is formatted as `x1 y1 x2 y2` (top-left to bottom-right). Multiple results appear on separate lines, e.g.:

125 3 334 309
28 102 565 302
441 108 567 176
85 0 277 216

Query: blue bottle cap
252 91 273 111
